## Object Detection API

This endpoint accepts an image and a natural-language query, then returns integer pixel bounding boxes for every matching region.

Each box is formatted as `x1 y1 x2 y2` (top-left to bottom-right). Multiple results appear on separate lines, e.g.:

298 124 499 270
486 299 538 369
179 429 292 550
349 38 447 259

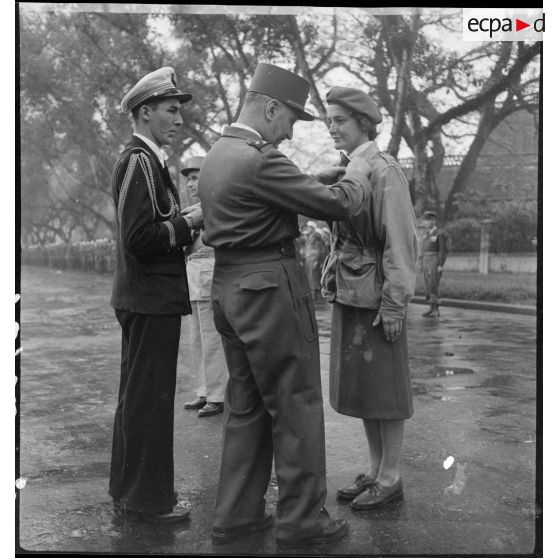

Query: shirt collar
344 140 376 161
228 122 263 139
133 132 168 167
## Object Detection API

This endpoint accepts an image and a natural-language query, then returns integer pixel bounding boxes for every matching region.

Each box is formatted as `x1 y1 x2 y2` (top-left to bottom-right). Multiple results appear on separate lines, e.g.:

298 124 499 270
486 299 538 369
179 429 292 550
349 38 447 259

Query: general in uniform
109 67 203 523
198 63 372 547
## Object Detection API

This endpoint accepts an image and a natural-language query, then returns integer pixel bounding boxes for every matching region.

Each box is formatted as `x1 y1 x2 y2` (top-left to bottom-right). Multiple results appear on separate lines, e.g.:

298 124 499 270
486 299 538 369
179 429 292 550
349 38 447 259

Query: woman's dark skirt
329 302 413 420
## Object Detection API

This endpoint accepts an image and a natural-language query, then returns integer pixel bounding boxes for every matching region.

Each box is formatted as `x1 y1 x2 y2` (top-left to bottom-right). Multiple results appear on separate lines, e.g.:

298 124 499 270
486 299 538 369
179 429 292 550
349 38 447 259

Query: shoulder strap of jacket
120 145 153 160
246 138 274 154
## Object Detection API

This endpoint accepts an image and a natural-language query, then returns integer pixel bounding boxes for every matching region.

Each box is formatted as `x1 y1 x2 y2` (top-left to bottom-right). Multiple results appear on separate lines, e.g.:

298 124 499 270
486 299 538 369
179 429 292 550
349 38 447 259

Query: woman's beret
326 87 382 125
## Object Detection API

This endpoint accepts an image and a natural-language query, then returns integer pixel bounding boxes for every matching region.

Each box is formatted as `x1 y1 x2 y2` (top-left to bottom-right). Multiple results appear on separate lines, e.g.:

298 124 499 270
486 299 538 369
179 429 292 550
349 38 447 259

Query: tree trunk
386 13 420 157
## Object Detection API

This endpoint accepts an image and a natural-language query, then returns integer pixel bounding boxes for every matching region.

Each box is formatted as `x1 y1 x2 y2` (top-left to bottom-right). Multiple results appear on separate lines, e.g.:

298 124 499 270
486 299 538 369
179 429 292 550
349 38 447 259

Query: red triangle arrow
516 18 530 31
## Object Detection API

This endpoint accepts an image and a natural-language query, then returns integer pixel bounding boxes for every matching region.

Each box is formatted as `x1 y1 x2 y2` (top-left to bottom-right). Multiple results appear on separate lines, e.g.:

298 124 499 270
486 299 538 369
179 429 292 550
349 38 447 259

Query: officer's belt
214 242 296 265
188 248 214 260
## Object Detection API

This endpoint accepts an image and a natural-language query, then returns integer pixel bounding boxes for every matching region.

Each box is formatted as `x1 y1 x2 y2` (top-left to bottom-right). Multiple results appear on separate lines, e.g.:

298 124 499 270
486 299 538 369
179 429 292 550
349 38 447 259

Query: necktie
340 152 350 167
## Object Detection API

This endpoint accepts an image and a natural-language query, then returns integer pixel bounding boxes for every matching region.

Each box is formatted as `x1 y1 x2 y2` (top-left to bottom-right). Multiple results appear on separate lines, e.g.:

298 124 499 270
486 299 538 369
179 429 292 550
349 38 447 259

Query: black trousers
211 254 327 539
109 310 181 514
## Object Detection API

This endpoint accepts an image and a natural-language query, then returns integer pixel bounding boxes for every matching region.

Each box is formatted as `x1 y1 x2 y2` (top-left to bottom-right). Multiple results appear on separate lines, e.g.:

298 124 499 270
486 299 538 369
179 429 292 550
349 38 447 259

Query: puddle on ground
78 326 98 336
465 375 517 397
477 375 513 388
411 382 443 401
412 382 442 395
484 407 513 418
428 367 475 378
24 461 110 483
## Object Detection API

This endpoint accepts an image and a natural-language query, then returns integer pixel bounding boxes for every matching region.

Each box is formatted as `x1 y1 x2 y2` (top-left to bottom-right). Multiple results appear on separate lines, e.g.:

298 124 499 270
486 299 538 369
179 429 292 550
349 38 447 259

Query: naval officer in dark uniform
199 63 372 547
109 67 203 523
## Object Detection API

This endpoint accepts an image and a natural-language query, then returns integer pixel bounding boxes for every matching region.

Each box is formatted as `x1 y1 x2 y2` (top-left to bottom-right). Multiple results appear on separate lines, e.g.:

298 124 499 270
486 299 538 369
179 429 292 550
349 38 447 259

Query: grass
413 271 537 305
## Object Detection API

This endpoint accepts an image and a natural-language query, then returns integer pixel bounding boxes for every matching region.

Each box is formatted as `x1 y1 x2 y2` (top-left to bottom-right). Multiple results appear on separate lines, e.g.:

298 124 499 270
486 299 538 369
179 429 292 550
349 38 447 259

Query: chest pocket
238 271 280 291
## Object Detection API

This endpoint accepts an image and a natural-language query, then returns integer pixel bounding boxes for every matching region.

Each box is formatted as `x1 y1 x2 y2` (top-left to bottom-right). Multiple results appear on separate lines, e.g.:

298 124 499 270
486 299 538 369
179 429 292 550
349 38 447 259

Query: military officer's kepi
180 156 205 176
121 66 192 113
248 62 315 121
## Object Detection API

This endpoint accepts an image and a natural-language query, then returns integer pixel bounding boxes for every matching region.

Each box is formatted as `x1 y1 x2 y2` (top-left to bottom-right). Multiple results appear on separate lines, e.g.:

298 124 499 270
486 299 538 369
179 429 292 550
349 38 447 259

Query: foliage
339 11 539 219
444 198 537 253
445 218 481 253
19 7 540 245
19 11 160 245
451 191 495 220
489 201 538 253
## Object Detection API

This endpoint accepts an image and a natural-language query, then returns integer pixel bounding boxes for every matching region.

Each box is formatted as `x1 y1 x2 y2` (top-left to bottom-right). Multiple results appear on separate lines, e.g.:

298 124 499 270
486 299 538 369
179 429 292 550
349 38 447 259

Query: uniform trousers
210 251 327 539
423 252 442 306
109 310 181 514
182 300 227 402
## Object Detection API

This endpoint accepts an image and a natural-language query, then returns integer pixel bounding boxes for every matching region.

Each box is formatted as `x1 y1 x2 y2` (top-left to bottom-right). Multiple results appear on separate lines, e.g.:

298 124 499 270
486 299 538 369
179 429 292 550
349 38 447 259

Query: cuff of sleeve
379 300 409 320
170 216 192 247
380 308 407 321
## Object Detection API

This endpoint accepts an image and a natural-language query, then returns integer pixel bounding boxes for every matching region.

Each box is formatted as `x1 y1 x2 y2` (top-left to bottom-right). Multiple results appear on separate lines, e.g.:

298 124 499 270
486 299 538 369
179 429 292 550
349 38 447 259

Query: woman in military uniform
321 87 418 510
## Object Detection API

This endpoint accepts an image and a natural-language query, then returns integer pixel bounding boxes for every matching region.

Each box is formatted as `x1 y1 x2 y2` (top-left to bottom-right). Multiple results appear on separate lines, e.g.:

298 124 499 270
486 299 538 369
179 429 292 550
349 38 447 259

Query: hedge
445 201 537 253
444 218 482 253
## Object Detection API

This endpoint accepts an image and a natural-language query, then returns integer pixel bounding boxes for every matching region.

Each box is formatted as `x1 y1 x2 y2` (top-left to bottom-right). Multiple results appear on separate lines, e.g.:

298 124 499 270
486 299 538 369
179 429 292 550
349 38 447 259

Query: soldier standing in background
421 210 449 318
301 221 325 301
180 156 227 417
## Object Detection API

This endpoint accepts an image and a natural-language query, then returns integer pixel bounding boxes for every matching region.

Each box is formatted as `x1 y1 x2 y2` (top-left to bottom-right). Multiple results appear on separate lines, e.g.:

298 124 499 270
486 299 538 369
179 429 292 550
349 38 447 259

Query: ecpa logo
463 9 544 41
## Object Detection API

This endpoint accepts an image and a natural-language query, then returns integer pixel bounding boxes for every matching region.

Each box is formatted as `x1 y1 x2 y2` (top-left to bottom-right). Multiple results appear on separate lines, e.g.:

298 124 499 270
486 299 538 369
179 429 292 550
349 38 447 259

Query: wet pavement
17 265 539 554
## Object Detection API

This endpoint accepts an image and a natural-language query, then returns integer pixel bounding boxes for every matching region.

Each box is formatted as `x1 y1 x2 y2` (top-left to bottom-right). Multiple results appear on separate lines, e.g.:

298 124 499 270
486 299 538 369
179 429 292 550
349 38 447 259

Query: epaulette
377 151 397 166
246 138 273 152
121 146 152 160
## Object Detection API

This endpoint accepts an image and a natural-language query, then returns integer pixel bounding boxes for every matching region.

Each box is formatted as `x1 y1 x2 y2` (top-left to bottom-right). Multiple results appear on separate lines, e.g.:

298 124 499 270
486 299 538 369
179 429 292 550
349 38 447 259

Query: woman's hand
373 312 403 343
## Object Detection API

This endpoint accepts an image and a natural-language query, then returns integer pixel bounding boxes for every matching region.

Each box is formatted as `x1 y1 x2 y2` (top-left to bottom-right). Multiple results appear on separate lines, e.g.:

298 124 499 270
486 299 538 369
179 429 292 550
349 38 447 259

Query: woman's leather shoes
337 473 376 500
351 478 404 510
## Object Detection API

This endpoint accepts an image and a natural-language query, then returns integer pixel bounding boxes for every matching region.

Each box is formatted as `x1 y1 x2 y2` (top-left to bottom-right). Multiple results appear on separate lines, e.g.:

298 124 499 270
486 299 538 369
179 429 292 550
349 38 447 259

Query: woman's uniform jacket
322 141 419 320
